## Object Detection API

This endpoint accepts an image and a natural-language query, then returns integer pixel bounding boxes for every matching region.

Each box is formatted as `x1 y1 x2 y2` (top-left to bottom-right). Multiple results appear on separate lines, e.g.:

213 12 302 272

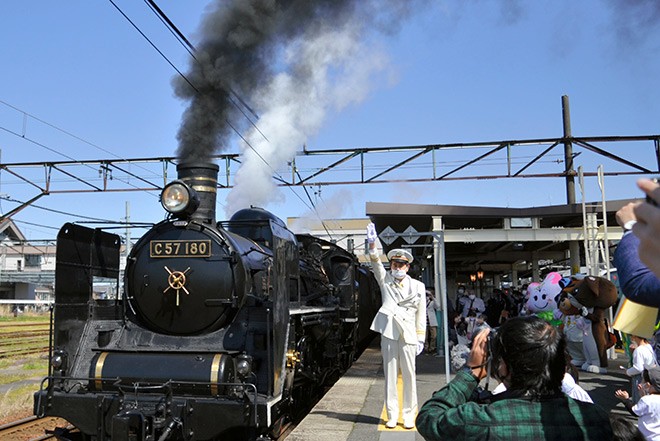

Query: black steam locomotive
34 162 380 440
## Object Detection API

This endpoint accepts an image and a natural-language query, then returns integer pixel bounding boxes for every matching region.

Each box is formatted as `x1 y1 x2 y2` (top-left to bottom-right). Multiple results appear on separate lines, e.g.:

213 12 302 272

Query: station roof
366 199 635 281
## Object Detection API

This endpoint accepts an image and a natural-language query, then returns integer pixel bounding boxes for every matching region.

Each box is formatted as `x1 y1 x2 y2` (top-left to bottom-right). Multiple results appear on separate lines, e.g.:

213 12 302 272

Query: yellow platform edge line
378 373 417 432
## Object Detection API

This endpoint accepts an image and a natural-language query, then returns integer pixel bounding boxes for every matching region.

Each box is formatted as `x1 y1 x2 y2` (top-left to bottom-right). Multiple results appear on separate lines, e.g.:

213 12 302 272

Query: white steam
288 188 355 234
224 19 389 216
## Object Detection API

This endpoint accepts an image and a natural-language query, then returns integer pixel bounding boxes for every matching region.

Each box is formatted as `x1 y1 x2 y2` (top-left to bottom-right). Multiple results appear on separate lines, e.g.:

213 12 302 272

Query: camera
647 177 659 207
485 328 499 381
470 326 498 354
468 327 500 403
468 327 498 374
488 328 498 353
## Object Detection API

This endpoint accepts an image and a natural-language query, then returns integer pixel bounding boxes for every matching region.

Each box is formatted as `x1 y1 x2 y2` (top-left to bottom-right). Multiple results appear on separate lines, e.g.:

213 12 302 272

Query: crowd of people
445 284 528 351
363 178 660 439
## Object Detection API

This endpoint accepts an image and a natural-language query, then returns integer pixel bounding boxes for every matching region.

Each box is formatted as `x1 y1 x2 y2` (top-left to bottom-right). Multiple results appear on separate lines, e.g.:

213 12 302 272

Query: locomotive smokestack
176 162 219 224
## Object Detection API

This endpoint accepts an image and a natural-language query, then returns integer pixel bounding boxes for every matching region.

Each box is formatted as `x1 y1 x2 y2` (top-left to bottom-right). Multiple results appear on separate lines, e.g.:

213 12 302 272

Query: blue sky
1 1 659 241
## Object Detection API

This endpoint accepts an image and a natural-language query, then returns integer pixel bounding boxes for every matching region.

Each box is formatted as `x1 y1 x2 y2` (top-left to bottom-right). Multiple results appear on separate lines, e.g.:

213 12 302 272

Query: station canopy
366 199 633 283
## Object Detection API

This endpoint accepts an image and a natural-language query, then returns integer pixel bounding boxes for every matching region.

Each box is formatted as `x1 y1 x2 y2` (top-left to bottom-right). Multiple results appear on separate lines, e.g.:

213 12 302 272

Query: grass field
0 310 50 423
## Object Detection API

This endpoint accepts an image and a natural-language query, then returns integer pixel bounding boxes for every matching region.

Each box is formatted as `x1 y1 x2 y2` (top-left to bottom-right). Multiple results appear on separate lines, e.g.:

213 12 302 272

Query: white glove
580 306 589 317
417 341 424 356
552 309 563 320
576 316 588 331
366 223 378 244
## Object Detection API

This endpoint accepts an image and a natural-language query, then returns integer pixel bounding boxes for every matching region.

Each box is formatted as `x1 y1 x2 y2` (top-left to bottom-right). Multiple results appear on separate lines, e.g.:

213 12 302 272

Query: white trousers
381 335 417 422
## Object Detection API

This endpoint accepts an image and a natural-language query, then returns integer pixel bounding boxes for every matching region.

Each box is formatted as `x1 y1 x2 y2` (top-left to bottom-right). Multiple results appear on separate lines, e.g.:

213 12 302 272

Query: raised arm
366 223 386 284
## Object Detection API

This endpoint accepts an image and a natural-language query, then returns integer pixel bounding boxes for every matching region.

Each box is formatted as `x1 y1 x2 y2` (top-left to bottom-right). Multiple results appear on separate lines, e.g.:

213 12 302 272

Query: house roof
0 219 26 242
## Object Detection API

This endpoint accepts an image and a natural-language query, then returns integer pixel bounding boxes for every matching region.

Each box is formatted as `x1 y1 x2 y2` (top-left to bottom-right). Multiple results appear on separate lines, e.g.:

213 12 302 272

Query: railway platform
286 338 635 441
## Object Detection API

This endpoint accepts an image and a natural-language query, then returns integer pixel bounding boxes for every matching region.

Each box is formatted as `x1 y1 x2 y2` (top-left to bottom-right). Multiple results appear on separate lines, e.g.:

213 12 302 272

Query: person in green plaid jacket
416 315 613 440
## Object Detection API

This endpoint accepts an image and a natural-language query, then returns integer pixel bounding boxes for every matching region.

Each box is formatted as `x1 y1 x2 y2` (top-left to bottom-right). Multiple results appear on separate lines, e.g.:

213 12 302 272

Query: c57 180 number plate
150 240 211 258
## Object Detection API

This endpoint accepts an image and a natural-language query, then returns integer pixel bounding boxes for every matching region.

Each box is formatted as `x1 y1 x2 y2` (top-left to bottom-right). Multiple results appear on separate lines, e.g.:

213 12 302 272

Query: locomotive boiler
34 162 380 441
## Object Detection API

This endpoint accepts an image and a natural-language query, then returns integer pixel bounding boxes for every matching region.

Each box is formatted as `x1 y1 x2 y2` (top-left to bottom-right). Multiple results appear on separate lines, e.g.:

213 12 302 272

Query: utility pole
562 95 581 274
125 201 131 257
123 201 130 300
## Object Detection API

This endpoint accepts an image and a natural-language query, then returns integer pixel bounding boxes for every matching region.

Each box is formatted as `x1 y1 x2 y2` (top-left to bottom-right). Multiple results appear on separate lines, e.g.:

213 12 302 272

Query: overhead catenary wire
0 100 163 200
142 0 261 122
1 196 120 224
114 0 265 140
0 99 164 186
295 169 332 239
107 0 199 95
143 0 197 60
13 219 60 231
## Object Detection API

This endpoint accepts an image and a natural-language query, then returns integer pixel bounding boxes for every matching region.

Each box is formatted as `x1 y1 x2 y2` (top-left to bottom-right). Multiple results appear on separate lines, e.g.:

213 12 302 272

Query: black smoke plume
173 0 421 164
174 1 357 162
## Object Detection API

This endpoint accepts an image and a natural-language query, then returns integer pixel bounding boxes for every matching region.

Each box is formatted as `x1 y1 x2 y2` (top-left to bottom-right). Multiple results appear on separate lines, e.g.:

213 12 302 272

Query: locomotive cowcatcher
34 162 379 440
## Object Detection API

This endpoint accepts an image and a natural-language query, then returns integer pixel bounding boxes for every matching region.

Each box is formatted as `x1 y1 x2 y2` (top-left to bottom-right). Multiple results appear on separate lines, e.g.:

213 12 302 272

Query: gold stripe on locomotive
191 185 217 193
150 240 211 258
210 353 222 396
94 352 109 390
181 176 216 183
179 175 218 192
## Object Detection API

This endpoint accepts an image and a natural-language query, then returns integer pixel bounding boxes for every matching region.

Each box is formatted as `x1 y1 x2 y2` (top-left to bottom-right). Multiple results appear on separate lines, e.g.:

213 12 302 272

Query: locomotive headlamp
236 354 253 378
161 181 199 216
51 353 64 369
51 349 67 372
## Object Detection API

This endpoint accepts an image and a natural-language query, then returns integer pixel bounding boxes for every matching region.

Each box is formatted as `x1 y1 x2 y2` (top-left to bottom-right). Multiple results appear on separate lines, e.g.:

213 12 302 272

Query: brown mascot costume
558 275 618 374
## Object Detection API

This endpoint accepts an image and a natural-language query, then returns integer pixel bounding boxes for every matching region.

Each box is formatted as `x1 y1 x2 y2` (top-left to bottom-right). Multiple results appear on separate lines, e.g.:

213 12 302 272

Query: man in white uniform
366 223 426 429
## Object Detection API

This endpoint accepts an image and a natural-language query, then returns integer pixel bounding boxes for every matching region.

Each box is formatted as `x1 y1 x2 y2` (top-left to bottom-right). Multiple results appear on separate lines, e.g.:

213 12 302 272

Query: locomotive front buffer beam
34 377 273 440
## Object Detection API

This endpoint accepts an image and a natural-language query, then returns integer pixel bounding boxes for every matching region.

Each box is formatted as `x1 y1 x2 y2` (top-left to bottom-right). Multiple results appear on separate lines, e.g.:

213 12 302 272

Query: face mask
458 289 465 295
641 383 651 396
391 269 406 279
468 294 476 300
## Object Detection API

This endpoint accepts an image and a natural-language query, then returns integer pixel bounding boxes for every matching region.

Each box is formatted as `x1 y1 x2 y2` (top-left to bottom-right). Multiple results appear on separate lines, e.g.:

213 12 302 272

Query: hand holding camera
466 327 491 381
633 178 660 278
645 177 659 207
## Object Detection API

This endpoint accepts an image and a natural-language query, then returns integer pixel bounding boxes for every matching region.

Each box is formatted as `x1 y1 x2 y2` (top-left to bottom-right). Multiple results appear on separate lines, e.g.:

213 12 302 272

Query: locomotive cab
225 206 287 248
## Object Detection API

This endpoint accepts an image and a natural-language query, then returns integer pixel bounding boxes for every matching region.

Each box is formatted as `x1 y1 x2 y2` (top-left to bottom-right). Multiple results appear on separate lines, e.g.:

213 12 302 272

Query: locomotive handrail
241 246 271 258
113 379 175 394
35 377 51 418
204 298 233 306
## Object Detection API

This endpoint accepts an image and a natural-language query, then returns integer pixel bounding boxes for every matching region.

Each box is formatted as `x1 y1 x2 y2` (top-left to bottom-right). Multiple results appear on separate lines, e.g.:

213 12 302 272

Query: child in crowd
624 334 658 404
615 366 660 440
609 416 645 441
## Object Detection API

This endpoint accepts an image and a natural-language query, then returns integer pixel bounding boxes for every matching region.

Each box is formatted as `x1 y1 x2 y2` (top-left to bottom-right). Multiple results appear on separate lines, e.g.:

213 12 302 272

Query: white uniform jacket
368 250 426 345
